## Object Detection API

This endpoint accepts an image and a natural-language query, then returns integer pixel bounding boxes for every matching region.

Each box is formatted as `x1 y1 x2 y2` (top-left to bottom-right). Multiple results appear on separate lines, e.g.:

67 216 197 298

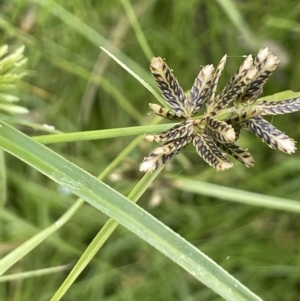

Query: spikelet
229 107 263 123
144 120 195 143
149 103 185 120
204 117 236 144
236 48 279 105
150 136 193 155
140 152 177 172
188 64 215 115
256 97 300 115
246 116 296 153
140 135 192 172
193 134 233 170
205 55 227 112
150 57 187 116
218 142 254 167
209 55 258 114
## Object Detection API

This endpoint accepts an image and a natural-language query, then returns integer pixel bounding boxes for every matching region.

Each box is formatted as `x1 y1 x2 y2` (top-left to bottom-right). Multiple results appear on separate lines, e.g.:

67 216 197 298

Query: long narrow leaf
0 150 6 206
174 178 300 213
33 123 174 144
100 47 164 105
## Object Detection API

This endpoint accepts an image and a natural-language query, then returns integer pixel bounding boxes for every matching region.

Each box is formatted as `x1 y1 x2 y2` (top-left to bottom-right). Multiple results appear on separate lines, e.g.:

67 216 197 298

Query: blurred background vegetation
1 0 300 300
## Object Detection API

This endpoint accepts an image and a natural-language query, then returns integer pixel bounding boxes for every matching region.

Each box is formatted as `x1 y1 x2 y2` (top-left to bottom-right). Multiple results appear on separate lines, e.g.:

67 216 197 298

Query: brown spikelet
218 142 254 167
205 117 236 143
256 97 300 115
140 152 177 172
236 48 279 105
140 135 192 172
144 120 195 143
188 64 214 115
149 103 185 121
246 116 296 153
206 55 227 111
209 55 258 114
229 107 263 124
193 134 233 170
151 135 193 155
150 57 187 115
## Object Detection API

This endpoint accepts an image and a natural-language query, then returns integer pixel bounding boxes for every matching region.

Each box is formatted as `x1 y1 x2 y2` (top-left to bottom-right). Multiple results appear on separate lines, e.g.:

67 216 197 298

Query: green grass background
1 0 300 300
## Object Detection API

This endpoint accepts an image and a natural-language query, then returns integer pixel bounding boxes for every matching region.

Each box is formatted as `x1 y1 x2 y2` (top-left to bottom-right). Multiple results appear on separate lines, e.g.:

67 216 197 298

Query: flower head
140 48 300 172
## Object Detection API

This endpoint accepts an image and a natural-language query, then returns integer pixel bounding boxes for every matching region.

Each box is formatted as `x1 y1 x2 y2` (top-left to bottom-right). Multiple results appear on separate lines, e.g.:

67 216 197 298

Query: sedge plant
1 44 300 301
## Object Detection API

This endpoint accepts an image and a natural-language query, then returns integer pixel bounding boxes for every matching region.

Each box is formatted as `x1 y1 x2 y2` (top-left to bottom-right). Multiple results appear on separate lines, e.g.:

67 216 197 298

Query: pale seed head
216 161 233 171
278 138 296 154
242 54 253 69
257 47 270 62
151 57 163 69
139 156 157 172
223 127 236 143
265 54 279 70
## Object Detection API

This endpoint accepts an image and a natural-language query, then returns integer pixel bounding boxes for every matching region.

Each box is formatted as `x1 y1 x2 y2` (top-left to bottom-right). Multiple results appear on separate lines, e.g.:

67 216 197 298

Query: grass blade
215 0 258 49
174 177 300 213
120 0 154 60
0 150 6 206
33 123 174 144
0 264 71 282
0 199 84 275
100 47 165 106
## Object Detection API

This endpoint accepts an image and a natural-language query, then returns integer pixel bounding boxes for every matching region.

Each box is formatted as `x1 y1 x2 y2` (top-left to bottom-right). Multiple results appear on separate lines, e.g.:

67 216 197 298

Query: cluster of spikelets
0 45 28 115
140 48 300 172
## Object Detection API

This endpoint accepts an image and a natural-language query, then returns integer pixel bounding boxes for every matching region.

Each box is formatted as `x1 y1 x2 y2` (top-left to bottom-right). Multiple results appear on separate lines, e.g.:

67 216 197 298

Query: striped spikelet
150 57 187 116
140 135 192 172
144 120 195 143
208 55 258 114
217 142 254 167
188 64 215 115
205 117 236 144
236 48 279 105
205 55 227 112
193 134 233 170
256 97 300 115
246 116 296 154
149 103 185 120
140 152 178 172
140 48 300 172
